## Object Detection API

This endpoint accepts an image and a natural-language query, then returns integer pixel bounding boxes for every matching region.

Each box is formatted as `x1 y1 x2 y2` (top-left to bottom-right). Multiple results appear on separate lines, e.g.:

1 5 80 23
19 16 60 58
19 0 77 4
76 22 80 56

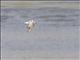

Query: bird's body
25 20 36 32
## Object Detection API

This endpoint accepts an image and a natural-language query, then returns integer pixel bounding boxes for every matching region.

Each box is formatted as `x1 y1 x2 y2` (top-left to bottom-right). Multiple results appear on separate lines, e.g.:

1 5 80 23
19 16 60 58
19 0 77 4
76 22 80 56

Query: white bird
25 20 36 32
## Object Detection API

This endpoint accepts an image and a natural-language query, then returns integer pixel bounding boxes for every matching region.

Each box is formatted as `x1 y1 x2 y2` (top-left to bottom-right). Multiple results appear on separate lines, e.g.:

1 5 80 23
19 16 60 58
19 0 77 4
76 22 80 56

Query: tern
25 20 36 32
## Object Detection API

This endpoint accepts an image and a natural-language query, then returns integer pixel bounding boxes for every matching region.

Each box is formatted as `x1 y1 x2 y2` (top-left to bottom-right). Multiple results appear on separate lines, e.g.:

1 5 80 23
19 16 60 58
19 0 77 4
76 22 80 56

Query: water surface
1 6 80 60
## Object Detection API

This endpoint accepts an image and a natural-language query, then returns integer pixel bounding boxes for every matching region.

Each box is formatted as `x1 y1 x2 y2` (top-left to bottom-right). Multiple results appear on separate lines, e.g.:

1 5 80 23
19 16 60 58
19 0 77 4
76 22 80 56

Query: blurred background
1 1 80 60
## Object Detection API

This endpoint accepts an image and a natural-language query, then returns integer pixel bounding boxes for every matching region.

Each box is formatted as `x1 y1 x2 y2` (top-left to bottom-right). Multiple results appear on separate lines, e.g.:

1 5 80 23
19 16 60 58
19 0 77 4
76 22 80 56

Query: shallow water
1 7 80 59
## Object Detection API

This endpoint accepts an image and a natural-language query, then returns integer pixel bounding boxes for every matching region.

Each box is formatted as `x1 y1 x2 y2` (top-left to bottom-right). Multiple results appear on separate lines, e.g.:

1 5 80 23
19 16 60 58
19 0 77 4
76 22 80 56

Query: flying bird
25 20 36 32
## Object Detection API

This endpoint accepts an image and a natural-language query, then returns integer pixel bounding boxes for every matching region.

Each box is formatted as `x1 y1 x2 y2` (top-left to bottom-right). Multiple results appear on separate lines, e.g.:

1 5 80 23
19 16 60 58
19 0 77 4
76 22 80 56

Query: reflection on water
1 7 80 59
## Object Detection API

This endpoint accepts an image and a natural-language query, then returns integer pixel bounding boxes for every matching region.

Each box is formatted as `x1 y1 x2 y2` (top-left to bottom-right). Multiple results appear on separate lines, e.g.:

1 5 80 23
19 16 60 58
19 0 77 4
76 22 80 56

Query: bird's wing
25 22 29 24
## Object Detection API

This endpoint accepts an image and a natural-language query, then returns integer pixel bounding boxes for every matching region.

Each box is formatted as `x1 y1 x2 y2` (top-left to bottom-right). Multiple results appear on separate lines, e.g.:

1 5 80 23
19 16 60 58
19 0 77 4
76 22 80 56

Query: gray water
1 7 80 60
